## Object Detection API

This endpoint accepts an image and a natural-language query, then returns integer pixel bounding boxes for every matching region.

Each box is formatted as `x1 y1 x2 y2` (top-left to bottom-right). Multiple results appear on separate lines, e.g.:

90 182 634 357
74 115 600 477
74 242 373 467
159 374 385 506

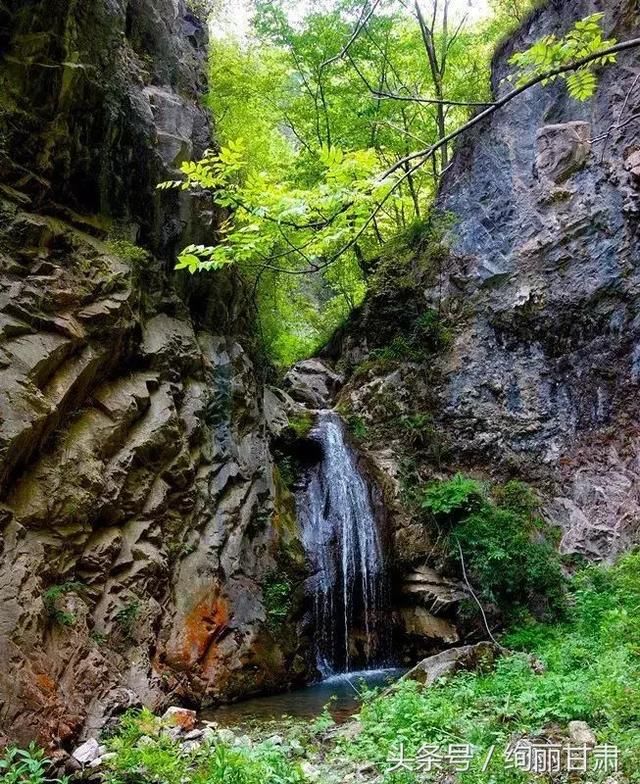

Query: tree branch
319 0 383 72
379 36 640 181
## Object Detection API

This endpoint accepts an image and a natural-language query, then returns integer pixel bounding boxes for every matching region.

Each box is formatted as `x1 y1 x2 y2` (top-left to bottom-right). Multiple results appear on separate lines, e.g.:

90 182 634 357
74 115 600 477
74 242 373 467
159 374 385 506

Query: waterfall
296 410 388 675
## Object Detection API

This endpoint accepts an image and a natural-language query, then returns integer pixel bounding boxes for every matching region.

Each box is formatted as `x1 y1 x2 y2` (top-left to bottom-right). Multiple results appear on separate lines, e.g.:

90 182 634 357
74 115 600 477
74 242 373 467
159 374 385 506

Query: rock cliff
0 0 310 747
329 0 640 650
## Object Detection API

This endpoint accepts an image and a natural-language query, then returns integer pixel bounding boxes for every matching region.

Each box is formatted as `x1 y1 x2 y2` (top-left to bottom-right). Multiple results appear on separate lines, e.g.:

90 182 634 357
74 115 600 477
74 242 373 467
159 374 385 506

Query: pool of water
201 668 405 727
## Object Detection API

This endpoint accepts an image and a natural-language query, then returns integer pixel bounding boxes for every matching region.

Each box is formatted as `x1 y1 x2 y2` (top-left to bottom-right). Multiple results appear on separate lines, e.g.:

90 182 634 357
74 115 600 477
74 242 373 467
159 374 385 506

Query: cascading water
296 410 389 675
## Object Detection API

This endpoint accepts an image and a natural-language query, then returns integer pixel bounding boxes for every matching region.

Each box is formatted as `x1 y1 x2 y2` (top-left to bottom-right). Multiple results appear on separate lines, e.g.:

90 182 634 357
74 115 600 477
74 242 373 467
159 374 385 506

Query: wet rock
404 642 501 686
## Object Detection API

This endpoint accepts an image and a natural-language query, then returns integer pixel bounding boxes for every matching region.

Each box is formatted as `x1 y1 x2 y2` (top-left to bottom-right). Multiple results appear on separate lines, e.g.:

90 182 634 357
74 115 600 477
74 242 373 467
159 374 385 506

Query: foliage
115 601 140 638
288 411 315 439
42 581 85 627
104 709 306 784
421 476 565 618
508 13 617 100
342 551 640 784
347 414 368 440
262 575 293 629
421 474 484 519
106 239 150 266
454 503 566 620
0 744 68 784
161 2 523 366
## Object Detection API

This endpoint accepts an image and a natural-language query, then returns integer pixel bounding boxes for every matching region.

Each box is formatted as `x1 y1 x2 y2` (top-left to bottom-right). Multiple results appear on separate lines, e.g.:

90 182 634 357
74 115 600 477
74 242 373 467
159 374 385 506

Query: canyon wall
331 0 640 650
0 0 310 747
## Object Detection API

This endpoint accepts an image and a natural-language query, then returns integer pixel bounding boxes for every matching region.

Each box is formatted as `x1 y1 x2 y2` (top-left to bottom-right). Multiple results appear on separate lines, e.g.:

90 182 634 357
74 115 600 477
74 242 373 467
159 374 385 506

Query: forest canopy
161 0 617 366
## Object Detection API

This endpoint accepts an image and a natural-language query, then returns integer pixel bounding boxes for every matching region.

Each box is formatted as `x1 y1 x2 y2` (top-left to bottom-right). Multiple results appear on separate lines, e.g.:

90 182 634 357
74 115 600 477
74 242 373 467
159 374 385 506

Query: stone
283 359 343 408
568 721 597 746
161 707 197 731
404 642 501 686
401 566 467 614
71 738 101 765
399 607 460 644
216 728 237 744
536 122 591 183
625 150 640 179
183 728 205 740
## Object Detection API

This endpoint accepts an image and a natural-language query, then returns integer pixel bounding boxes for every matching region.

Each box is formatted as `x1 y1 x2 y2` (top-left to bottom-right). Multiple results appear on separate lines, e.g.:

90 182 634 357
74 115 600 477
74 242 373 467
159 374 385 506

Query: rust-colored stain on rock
167 590 229 671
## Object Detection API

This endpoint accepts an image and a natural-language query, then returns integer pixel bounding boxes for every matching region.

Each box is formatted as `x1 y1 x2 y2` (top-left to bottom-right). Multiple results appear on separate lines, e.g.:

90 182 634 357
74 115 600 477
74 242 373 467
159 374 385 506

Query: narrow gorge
0 0 639 781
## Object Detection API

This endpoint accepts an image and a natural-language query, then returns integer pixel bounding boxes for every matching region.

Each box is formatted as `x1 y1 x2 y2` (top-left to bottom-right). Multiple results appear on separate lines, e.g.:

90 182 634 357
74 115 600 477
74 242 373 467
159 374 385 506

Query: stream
202 668 405 726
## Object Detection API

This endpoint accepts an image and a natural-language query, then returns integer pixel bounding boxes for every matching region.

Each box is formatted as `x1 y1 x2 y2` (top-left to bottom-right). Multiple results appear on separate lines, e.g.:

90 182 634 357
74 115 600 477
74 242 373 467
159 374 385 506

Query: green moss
262 575 293 630
287 411 315 439
106 238 150 266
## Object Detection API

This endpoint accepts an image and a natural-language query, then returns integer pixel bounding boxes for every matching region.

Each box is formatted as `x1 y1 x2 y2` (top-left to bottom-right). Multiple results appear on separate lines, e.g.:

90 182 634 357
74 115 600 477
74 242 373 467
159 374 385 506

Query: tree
160 7 640 364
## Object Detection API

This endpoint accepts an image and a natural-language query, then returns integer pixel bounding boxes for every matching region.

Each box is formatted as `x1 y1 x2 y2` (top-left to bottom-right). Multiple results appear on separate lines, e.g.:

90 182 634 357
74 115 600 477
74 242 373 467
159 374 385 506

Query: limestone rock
568 721 597 746
398 607 459 644
402 566 467 614
404 642 501 686
0 0 313 748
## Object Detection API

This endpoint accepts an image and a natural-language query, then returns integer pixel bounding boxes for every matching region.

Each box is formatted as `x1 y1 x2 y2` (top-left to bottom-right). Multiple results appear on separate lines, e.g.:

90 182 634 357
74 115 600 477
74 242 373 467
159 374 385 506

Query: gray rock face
335 0 640 566
0 0 310 748
535 121 591 183
434 0 640 560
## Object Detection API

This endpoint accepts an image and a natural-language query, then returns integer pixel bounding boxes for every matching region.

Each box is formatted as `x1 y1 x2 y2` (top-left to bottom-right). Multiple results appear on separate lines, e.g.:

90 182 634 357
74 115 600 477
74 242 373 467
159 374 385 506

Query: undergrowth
103 709 305 784
345 550 640 784
422 477 566 620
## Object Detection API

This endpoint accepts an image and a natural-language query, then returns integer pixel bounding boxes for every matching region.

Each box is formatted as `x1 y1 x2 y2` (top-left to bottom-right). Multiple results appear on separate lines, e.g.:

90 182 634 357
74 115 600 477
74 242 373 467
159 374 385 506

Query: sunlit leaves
508 13 617 101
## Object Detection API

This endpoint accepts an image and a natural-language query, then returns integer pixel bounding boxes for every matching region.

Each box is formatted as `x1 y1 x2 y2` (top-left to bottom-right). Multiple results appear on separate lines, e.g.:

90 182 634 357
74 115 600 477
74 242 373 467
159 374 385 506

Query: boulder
162 707 197 731
283 359 342 409
72 738 101 765
404 642 501 686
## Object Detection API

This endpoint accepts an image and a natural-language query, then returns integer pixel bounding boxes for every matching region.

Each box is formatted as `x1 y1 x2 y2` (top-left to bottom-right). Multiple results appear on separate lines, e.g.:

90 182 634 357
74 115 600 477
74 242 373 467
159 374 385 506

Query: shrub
453 504 566 619
411 308 452 352
422 476 565 620
421 474 484 519
347 414 368 440
115 601 140 638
